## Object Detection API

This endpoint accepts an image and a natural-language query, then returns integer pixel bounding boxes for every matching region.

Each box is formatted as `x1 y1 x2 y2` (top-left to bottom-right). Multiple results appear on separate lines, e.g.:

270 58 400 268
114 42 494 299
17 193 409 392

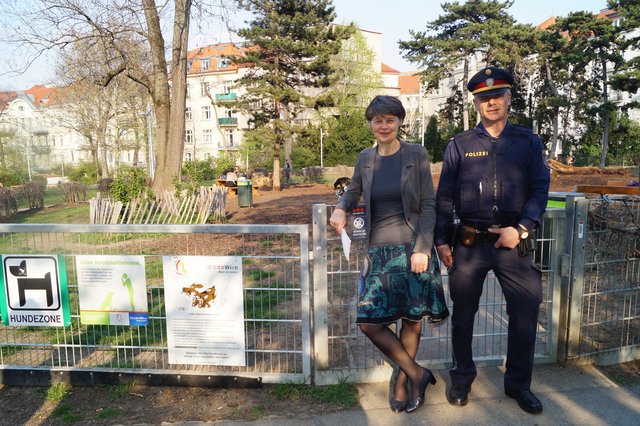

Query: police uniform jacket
337 141 436 255
434 123 550 246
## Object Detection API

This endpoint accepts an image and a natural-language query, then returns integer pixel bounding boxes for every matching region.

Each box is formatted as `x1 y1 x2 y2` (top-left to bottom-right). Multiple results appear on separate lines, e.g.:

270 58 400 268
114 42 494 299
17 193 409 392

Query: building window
200 81 209 97
201 58 210 71
223 83 232 94
203 129 212 143
186 152 192 161
218 57 231 69
185 130 193 144
201 106 211 120
186 84 190 99
225 129 234 147
185 107 192 121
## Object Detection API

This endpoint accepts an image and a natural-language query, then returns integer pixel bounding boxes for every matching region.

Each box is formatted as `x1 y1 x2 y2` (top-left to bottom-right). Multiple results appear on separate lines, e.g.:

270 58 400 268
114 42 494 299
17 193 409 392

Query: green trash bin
237 179 253 207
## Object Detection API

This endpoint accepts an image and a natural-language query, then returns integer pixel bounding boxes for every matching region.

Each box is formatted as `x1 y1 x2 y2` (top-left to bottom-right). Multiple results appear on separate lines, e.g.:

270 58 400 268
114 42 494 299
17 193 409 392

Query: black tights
359 319 424 400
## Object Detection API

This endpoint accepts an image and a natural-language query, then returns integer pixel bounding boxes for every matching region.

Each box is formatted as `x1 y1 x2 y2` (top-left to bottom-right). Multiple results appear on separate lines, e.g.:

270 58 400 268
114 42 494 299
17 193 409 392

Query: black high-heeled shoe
405 368 437 413
388 365 408 413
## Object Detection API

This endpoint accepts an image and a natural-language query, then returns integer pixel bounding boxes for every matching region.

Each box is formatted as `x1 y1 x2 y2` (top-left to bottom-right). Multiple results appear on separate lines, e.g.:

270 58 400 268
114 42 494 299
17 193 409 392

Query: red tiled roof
537 17 557 30
399 74 420 94
25 85 55 108
381 63 400 74
0 91 17 110
187 42 245 74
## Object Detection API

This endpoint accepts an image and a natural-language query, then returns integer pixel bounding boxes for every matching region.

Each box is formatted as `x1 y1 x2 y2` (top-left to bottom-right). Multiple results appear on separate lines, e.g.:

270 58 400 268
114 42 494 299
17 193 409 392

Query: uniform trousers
448 240 542 391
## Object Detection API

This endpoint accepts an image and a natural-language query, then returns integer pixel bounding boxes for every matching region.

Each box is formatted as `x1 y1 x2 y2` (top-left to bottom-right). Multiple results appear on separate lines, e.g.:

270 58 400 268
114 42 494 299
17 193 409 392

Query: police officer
435 66 550 414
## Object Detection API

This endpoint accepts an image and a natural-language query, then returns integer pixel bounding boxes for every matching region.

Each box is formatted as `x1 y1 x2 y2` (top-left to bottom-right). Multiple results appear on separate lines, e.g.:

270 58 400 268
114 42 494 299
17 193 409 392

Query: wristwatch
517 224 529 240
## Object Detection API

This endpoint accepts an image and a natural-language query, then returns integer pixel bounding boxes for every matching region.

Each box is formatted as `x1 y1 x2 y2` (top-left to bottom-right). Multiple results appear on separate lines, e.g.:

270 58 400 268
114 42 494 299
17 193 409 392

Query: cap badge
486 78 494 87
485 69 492 75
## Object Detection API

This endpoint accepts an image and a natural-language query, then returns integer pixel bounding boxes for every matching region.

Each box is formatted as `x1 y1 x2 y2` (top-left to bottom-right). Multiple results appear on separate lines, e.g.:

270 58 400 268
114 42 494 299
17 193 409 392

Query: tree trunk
462 58 470 131
545 60 561 159
97 127 109 180
143 0 191 196
600 57 610 169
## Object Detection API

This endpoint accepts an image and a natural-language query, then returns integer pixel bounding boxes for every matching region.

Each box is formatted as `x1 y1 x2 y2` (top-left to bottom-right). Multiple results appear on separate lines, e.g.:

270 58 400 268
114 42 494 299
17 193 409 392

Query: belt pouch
460 225 478 248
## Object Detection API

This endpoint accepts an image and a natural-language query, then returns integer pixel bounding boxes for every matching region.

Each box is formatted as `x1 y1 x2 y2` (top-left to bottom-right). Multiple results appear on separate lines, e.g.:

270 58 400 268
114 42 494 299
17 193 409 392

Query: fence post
558 194 588 363
312 204 329 382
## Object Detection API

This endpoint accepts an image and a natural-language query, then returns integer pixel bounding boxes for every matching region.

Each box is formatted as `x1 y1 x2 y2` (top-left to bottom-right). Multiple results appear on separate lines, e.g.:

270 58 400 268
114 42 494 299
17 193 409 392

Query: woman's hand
410 252 430 274
329 208 347 235
436 244 453 268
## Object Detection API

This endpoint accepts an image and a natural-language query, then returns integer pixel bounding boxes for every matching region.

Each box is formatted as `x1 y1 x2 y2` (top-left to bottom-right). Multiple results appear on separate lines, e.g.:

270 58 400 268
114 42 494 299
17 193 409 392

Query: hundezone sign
0 255 70 326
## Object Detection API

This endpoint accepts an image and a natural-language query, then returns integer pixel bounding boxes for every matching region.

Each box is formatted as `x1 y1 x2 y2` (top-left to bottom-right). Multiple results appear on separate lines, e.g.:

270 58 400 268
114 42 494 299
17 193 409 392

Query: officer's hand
411 252 430 274
487 226 520 249
436 244 453 268
329 208 347 235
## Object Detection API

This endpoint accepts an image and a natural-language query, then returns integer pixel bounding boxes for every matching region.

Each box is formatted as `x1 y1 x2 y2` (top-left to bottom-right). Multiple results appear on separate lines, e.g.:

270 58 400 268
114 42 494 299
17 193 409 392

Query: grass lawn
13 204 89 224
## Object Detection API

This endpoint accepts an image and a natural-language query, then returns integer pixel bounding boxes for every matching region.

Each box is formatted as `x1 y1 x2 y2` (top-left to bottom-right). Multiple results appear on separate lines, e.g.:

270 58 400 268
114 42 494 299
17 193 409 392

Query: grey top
369 149 414 247
336 141 436 255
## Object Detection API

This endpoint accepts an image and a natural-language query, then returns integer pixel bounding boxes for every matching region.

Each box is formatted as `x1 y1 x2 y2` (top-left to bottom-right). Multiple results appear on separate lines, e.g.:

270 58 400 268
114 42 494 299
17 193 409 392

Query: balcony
218 117 238 127
215 92 237 102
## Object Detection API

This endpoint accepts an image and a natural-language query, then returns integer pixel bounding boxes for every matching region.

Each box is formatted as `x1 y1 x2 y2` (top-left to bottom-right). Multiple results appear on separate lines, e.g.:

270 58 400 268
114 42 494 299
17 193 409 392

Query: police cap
467 66 513 97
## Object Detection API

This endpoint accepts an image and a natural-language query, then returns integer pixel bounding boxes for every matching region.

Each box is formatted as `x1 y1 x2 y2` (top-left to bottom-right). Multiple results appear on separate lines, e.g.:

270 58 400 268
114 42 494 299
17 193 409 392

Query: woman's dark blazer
336 141 436 255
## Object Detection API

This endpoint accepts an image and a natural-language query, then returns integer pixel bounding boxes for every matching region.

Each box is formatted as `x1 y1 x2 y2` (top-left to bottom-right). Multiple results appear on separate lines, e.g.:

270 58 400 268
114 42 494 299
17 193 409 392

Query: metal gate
312 204 567 385
0 224 311 386
562 195 640 365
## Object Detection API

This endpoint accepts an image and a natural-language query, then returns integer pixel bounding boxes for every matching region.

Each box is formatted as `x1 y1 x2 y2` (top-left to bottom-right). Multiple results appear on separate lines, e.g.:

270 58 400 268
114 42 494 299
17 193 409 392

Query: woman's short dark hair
365 95 406 121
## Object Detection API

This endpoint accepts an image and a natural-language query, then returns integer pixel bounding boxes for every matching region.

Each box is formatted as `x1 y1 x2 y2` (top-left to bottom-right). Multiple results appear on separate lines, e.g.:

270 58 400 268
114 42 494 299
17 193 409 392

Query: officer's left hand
410 252 430 274
487 226 520 249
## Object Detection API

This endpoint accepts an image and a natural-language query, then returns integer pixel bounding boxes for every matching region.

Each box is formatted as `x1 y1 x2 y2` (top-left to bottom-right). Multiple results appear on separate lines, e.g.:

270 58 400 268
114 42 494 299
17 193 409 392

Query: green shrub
110 167 151 203
66 162 98 184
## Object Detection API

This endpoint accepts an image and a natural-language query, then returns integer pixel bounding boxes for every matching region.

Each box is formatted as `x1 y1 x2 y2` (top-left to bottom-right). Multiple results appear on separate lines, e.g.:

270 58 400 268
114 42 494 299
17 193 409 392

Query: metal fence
564 195 640 365
0 224 310 385
1 195 639 387
312 204 567 385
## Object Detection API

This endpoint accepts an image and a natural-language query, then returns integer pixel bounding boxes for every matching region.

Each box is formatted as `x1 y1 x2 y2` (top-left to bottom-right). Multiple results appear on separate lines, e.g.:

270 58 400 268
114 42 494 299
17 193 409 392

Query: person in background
434 66 550 414
283 160 291 185
225 166 240 188
329 95 449 414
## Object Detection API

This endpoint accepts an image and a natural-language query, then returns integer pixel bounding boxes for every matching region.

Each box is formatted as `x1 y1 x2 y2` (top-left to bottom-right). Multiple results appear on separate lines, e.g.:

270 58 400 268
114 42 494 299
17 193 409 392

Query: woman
329 95 448 414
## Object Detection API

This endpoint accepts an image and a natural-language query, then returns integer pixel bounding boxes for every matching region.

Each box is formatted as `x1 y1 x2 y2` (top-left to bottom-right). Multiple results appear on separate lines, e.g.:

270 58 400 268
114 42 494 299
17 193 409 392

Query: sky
0 0 610 90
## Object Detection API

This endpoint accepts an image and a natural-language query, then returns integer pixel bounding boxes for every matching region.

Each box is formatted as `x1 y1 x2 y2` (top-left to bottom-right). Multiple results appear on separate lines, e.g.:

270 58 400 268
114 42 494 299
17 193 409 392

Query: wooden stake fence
89 187 227 224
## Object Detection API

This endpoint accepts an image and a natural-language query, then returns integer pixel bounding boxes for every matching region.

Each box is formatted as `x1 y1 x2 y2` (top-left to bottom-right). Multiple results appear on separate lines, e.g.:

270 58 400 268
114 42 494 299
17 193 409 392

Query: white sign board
0 255 70 326
163 256 246 366
76 255 148 326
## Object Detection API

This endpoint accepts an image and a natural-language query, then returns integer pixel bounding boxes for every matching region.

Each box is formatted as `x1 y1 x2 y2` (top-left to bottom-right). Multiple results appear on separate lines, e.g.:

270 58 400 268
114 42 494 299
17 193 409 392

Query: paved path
163 363 640 426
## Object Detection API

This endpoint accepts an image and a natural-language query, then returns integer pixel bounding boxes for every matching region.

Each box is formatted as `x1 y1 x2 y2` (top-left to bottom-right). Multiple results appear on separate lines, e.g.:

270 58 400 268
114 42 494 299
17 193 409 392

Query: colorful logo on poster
174 259 187 276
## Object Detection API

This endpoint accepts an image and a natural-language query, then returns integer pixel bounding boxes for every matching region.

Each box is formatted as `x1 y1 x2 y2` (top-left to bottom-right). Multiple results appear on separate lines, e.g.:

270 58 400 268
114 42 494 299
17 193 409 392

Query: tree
2 0 232 195
232 0 353 190
399 0 529 131
555 12 625 167
609 0 640 97
319 29 381 166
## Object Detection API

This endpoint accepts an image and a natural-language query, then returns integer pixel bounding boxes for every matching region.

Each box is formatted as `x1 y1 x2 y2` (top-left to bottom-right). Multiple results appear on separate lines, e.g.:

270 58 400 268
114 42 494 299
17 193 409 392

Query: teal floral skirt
356 243 449 325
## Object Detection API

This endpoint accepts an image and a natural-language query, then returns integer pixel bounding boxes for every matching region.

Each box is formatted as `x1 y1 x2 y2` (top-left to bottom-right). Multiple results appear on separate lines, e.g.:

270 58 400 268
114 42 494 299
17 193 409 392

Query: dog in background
334 177 351 200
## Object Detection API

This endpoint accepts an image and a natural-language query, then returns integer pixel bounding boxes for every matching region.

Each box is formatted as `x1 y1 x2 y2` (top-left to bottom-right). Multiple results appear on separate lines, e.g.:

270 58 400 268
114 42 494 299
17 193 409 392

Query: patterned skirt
356 242 449 325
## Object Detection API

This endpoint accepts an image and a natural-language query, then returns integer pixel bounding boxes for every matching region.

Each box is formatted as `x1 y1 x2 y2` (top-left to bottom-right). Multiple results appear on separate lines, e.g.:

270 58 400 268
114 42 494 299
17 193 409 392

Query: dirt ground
1 168 638 425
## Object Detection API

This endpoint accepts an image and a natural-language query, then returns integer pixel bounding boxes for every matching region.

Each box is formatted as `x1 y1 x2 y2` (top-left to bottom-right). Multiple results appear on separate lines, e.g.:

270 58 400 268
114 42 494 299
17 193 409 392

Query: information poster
163 256 246 366
76 255 148 326
0 255 70 326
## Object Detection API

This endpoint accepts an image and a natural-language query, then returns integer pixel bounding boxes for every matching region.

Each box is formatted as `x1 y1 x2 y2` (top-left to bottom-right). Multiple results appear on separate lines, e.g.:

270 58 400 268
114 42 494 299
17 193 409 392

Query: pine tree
232 0 352 190
398 0 529 131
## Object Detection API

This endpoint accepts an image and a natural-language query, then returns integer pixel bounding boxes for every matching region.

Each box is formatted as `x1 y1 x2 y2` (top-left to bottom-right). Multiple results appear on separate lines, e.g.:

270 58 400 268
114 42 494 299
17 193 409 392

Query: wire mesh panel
577 195 640 363
0 224 310 384
313 205 562 384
